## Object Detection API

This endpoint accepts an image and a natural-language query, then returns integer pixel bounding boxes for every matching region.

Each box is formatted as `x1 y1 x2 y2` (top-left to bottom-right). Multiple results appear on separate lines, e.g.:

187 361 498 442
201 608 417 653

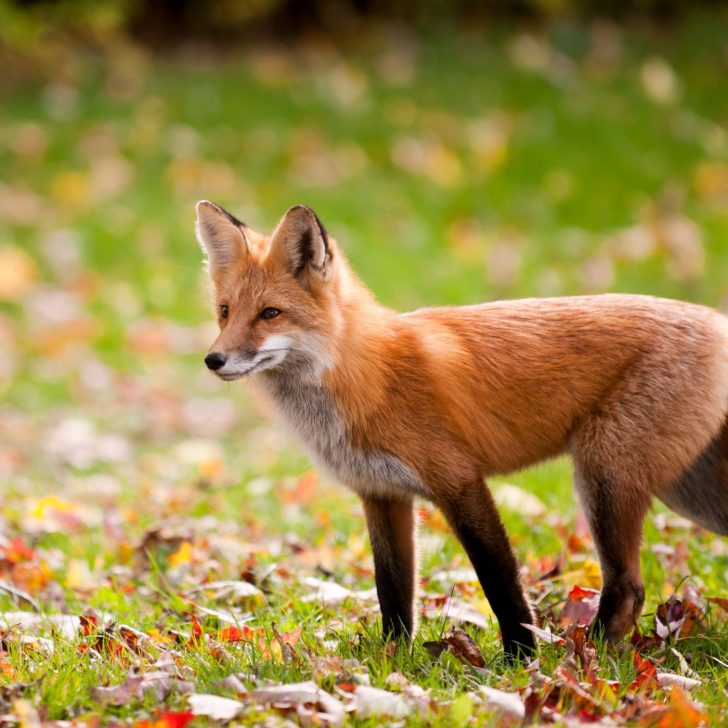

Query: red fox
196 200 728 659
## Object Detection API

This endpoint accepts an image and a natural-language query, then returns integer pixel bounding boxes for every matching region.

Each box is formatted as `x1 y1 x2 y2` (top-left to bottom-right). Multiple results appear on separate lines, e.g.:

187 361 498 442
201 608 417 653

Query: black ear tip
288 205 329 248
196 200 245 228
311 210 328 247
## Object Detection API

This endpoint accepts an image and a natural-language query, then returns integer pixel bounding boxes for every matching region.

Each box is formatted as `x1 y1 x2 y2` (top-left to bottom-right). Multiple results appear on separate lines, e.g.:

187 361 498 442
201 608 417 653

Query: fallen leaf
93 671 193 706
655 685 709 727
0 612 80 639
477 685 525 721
706 596 728 615
134 711 195 728
250 681 345 726
442 627 486 668
339 684 411 719
187 693 243 721
301 577 377 606
632 651 658 690
421 595 493 629
493 484 546 518
188 579 264 608
560 585 600 626
655 672 701 691
521 623 566 646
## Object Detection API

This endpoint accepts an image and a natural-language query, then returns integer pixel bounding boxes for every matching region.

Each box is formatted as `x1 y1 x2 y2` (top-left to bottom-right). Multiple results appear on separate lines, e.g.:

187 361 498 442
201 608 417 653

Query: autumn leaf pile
1 10 728 726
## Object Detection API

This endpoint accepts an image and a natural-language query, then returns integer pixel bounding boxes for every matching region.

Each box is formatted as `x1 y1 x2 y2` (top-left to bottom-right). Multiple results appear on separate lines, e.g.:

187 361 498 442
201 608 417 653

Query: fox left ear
195 200 249 280
269 205 332 285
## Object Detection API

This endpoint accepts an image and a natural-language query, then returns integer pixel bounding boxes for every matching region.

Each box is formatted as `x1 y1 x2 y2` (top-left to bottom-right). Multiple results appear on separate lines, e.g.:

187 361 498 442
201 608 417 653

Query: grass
0 9 727 725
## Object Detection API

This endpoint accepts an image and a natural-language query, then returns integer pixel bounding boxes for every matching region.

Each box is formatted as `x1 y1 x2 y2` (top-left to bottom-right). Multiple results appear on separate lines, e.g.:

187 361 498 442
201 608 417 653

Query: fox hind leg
574 465 649 641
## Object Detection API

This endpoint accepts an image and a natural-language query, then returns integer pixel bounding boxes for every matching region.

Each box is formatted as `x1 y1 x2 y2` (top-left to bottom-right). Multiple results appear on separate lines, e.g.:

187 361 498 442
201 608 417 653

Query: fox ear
269 205 331 284
195 200 248 278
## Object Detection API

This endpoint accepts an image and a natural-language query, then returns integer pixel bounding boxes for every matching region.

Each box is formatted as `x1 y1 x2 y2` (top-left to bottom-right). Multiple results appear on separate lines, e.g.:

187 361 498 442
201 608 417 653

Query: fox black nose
205 352 226 371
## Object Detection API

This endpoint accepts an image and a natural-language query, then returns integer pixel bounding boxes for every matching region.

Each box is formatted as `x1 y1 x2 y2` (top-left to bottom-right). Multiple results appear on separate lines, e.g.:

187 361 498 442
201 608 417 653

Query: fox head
196 201 343 381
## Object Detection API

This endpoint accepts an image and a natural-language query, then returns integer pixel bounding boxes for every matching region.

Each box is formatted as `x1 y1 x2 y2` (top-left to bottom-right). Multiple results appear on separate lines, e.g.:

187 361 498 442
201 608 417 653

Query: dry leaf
187 693 243 721
478 686 525 721
339 684 411 719
250 681 345 726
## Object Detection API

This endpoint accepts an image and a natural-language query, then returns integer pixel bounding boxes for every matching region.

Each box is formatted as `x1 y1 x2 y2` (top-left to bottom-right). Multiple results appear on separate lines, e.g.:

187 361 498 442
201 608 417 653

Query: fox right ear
195 200 248 278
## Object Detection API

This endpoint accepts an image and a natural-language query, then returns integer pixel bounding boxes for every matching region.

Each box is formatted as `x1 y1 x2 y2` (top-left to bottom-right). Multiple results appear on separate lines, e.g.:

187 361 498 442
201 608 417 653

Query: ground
0 11 727 726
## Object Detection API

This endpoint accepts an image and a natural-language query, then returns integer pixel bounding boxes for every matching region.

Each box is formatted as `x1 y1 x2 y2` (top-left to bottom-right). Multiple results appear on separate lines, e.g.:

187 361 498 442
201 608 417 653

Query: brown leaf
564 625 599 678
706 596 728 615
442 627 486 668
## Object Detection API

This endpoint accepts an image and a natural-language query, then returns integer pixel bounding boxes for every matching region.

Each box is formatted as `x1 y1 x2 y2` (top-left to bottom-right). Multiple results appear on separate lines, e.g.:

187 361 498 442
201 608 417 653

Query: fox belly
258 374 426 499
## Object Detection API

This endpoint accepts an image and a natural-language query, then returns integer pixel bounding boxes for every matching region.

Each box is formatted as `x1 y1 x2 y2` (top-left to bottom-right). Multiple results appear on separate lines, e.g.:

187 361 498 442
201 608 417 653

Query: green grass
0 10 727 725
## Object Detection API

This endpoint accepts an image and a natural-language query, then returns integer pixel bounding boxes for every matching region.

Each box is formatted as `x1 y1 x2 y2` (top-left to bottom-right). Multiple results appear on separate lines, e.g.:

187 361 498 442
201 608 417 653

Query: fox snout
204 352 226 371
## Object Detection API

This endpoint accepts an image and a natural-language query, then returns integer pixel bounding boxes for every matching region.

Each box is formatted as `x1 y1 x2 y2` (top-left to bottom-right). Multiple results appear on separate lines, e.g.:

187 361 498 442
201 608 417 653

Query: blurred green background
1 0 727 572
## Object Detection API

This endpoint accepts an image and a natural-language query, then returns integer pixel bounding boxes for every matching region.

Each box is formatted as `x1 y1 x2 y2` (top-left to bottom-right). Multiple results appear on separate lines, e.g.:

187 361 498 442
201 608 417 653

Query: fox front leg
438 480 536 660
362 495 418 641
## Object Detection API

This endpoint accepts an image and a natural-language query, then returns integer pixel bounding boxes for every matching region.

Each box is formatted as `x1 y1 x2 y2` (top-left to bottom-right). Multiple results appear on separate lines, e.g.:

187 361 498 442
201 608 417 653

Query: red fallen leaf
553 666 608 720
80 611 99 636
560 586 600 626
631 651 658 691
534 553 562 580
0 650 17 679
0 538 51 594
134 710 195 728
187 614 203 647
0 538 35 563
218 625 262 643
567 533 591 553
630 627 663 651
337 682 357 693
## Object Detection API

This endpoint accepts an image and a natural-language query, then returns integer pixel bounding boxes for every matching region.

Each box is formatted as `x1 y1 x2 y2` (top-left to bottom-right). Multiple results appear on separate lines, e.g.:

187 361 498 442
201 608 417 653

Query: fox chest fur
257 372 425 499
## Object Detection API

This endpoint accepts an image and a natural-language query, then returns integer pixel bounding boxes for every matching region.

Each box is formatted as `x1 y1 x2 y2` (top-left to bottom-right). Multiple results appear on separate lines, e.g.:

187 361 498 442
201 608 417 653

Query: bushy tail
658 419 728 535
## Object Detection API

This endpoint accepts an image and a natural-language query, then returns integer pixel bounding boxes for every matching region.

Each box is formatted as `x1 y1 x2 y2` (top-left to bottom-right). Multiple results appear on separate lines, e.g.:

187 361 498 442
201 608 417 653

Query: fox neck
276 259 393 383
258 260 395 424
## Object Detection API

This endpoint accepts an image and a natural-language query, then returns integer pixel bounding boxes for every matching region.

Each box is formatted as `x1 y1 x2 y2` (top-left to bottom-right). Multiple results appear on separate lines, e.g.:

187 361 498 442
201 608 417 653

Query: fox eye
260 307 281 320
220 304 229 319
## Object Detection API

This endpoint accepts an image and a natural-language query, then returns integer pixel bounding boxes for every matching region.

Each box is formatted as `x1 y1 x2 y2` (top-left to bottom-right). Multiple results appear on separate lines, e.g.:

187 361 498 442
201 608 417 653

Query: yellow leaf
582 559 602 589
561 559 602 589
470 598 495 617
168 541 193 567
51 170 89 208
66 559 94 590
31 495 76 519
0 246 38 301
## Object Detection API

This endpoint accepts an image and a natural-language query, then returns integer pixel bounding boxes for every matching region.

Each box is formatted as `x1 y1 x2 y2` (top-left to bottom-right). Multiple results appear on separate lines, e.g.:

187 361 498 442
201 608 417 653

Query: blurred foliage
0 10 727 724
3 0 728 51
